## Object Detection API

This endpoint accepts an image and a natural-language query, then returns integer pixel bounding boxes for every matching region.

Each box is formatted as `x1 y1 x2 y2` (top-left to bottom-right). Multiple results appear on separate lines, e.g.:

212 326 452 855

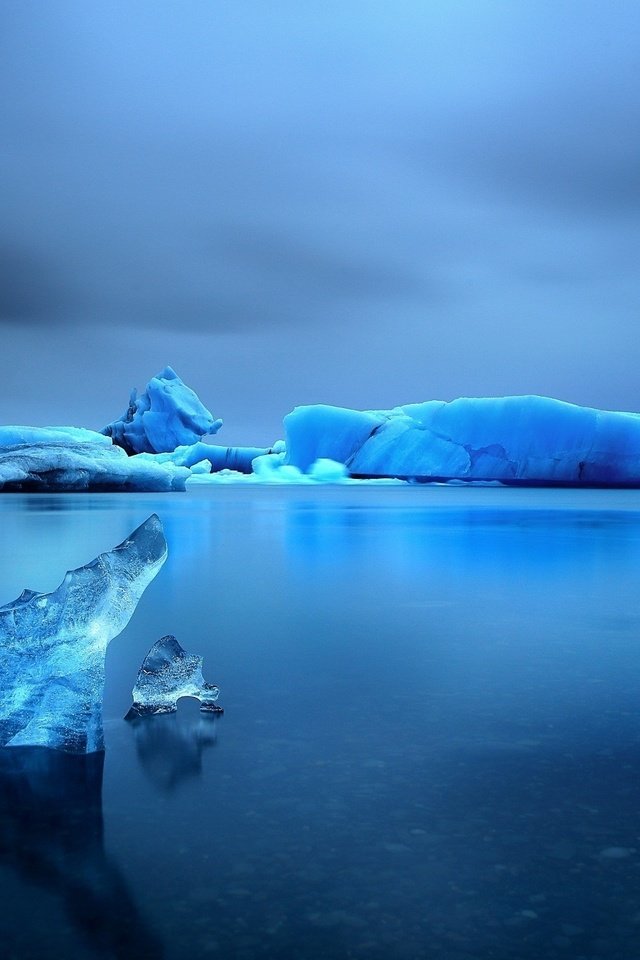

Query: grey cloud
1 0 640 428
0 247 72 325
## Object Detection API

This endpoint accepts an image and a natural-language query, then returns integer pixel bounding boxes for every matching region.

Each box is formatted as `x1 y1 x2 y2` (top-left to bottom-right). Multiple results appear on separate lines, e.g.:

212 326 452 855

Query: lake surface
1 485 640 960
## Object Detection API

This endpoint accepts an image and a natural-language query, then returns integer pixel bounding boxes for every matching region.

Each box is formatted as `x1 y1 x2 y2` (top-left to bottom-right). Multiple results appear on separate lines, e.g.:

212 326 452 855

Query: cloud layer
1 1 639 439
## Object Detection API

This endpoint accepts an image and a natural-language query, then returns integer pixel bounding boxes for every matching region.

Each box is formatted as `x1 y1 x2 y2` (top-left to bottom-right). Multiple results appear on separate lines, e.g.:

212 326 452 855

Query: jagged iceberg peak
283 395 640 484
0 515 167 753
125 635 222 719
102 366 223 455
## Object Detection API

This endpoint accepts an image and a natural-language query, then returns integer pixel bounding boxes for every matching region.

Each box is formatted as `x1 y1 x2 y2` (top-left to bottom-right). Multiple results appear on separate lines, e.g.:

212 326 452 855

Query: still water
1 485 640 960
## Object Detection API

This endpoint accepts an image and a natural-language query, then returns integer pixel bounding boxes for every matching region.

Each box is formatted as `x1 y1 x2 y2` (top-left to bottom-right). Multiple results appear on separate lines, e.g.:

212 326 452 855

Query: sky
1 1 639 445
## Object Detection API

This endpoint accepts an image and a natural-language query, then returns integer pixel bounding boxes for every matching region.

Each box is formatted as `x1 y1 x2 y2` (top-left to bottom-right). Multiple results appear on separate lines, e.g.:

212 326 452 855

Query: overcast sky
1 1 639 444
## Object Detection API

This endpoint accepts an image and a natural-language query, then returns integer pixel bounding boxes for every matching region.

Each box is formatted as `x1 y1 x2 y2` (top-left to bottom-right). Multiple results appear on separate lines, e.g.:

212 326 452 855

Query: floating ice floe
283 396 640 484
0 428 191 491
0 515 167 753
125 635 222 718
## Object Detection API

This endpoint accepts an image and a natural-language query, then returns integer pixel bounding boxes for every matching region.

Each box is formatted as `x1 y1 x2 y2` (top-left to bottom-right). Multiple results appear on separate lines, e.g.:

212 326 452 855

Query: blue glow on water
1 486 640 959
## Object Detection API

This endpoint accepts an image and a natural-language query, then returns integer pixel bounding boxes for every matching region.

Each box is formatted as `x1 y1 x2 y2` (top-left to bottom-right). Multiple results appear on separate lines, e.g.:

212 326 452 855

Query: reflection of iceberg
126 635 222 718
0 515 167 753
0 747 163 958
102 365 222 454
128 710 219 792
284 396 640 483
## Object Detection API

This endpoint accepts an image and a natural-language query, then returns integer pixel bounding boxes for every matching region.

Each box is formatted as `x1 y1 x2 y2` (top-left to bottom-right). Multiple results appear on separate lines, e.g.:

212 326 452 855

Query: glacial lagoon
1 485 639 959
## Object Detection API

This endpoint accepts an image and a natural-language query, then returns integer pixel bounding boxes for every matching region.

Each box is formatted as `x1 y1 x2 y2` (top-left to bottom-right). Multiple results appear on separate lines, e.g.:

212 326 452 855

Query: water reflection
128 708 220 792
0 747 163 959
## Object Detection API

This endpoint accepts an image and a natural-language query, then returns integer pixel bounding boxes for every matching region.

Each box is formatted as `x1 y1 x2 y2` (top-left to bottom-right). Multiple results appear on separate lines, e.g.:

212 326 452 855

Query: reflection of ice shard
128 710 219 791
0 515 167 753
102 365 222 454
0 747 163 958
284 396 640 483
126 635 223 718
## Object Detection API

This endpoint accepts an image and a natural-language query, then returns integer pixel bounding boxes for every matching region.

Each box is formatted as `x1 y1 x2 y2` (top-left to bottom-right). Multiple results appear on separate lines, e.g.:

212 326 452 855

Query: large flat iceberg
0 428 191 491
0 515 167 753
283 396 640 484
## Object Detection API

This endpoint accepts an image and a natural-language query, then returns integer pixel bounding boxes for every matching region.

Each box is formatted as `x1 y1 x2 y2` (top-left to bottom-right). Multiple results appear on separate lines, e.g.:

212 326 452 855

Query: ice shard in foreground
125 635 222 719
0 515 167 753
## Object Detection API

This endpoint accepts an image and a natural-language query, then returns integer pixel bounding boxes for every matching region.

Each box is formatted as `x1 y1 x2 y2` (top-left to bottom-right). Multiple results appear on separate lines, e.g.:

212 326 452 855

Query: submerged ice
125 635 222 718
283 396 640 483
0 515 167 753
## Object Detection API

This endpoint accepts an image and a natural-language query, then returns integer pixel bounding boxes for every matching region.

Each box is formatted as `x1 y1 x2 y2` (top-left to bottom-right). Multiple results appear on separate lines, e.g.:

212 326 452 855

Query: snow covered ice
0 515 167 753
283 395 640 483
125 635 222 719
102 365 222 454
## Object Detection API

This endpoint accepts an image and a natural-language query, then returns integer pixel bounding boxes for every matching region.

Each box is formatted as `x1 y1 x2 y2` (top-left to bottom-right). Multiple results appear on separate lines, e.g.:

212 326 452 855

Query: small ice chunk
125 635 223 718
307 458 349 482
251 451 307 482
188 458 213 475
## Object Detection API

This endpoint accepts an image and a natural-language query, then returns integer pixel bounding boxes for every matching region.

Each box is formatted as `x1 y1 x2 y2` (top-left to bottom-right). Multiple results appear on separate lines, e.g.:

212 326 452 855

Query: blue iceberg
102 366 222 454
0 428 191 491
283 396 640 484
125 635 222 719
0 515 167 753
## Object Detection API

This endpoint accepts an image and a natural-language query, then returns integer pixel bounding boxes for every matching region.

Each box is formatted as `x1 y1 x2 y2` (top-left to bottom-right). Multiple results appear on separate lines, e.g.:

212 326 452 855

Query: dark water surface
1 486 640 960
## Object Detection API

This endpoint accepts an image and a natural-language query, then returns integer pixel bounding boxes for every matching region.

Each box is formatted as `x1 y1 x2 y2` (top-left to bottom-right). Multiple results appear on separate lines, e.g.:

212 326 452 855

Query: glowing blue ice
102 366 222 454
0 515 167 753
284 396 640 483
126 635 222 718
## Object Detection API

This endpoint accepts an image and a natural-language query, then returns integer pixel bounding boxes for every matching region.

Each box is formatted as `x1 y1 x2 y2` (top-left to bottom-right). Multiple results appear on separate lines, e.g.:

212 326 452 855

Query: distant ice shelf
4 370 640 488
0 515 167 753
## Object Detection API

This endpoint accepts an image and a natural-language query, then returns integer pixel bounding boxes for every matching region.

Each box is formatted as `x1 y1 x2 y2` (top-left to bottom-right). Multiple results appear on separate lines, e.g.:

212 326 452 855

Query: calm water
1 486 640 960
